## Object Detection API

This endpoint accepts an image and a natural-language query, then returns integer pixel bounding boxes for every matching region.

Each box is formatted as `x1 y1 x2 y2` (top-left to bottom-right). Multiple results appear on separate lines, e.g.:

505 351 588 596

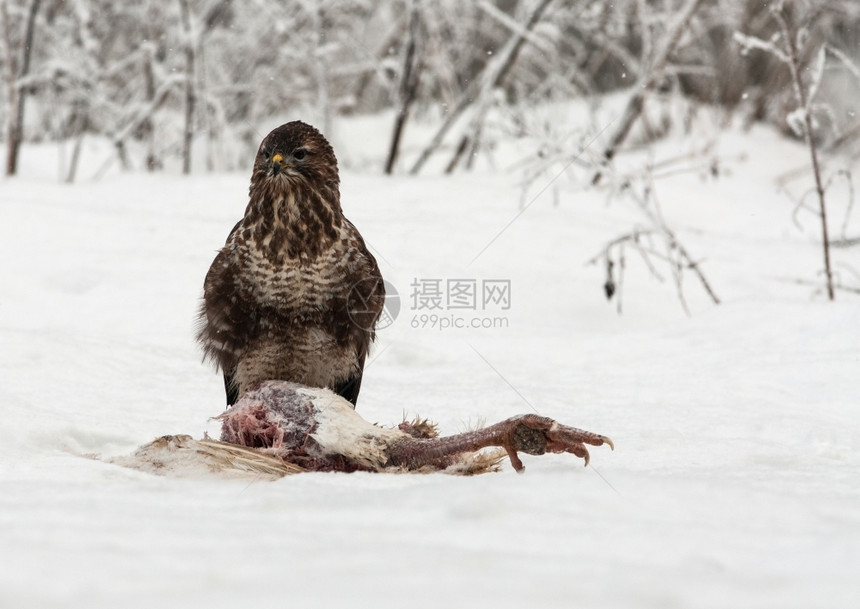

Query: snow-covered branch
733 31 789 64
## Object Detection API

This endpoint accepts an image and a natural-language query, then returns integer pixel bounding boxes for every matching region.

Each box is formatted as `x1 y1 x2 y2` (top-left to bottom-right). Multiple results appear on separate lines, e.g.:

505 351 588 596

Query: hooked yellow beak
271 153 284 176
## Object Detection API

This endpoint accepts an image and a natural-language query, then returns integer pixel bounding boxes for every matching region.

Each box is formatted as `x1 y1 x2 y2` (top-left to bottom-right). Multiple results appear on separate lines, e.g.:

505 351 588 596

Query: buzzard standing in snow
197 121 384 407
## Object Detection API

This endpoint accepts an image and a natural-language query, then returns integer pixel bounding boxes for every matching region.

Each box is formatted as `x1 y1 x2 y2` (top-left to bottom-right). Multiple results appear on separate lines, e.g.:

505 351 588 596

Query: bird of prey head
245 121 344 260
251 121 340 199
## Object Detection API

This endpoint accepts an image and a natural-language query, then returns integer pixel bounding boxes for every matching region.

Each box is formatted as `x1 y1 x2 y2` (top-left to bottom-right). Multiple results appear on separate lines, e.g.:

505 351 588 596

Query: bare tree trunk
115 140 130 170
384 0 421 175
464 121 484 170
3 0 41 176
444 133 470 174
66 130 83 183
197 37 214 172
410 0 554 175
64 101 86 183
142 44 160 171
178 0 195 175
591 0 705 185
315 6 332 139
1 0 16 174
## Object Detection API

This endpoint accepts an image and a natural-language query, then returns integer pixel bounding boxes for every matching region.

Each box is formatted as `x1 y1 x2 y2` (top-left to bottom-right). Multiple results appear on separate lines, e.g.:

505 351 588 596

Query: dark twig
384 0 421 175
772 4 834 300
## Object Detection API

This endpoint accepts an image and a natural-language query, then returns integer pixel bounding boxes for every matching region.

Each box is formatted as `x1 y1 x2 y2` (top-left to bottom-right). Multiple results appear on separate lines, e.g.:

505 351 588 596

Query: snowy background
2 113 859 608
2 1 860 608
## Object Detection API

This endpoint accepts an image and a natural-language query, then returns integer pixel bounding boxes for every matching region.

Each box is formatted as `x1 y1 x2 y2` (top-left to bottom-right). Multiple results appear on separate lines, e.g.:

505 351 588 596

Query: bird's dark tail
224 373 239 406
335 373 363 408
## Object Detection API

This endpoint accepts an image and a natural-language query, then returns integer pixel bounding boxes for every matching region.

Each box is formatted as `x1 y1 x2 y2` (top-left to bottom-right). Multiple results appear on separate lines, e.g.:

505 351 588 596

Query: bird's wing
338 223 386 408
337 271 383 408
198 221 245 406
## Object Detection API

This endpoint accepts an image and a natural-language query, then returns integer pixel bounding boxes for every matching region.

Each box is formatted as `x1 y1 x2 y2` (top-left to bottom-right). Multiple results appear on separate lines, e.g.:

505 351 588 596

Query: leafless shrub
735 0 860 300
588 157 722 315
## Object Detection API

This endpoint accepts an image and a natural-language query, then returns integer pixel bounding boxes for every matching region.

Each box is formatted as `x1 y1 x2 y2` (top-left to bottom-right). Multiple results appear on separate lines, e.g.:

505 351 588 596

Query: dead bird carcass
116 381 612 478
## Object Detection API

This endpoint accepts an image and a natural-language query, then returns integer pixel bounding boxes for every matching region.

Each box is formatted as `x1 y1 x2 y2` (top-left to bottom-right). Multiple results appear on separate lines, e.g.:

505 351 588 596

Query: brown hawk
197 121 384 407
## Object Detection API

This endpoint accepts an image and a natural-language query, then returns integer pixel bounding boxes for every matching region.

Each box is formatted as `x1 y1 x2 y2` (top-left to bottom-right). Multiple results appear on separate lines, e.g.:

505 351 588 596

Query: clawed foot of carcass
493 414 614 472
389 413 613 473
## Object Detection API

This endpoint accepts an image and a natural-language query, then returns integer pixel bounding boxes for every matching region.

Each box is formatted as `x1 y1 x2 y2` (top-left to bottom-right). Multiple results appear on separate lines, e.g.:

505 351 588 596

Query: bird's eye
262 149 270 160
293 149 307 161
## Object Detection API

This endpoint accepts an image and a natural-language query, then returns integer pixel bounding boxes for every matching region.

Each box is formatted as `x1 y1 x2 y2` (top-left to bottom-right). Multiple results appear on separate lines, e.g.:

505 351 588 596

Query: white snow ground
1 116 859 609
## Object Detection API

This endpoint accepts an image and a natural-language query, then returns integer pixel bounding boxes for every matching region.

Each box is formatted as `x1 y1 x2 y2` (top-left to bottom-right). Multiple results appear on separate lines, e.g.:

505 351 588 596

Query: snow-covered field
1 115 859 609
